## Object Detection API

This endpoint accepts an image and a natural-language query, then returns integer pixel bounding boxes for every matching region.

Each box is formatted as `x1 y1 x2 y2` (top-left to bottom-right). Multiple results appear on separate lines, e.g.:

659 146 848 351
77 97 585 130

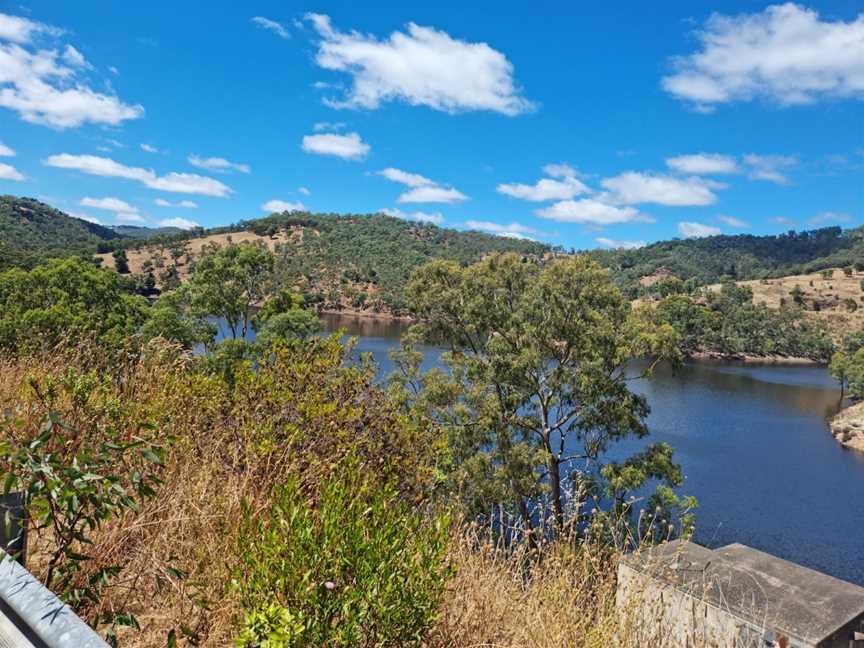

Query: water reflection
321 313 864 585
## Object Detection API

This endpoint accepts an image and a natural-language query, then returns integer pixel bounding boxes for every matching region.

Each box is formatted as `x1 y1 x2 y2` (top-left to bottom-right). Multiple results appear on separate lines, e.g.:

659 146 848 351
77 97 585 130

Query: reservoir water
320 312 864 585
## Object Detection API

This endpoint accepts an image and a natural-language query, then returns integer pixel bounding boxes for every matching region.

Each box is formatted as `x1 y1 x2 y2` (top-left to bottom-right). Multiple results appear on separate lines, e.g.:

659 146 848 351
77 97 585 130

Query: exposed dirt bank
830 401 864 454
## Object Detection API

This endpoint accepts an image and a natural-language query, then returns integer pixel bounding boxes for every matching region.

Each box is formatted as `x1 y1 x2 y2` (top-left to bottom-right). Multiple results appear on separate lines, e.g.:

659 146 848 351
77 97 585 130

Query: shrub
233 471 452 648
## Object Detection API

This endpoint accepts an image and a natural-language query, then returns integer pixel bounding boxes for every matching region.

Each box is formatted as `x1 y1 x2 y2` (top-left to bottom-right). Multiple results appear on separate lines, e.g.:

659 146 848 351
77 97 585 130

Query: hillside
589 226 864 297
100 211 551 314
0 195 123 269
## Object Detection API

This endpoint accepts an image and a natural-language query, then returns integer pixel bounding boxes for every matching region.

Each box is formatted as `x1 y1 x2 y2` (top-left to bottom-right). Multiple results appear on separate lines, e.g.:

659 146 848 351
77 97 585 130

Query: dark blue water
320 313 864 585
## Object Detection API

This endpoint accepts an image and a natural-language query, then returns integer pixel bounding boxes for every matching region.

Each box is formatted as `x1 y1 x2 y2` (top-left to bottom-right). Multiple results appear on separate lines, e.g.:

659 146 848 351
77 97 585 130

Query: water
320 312 864 585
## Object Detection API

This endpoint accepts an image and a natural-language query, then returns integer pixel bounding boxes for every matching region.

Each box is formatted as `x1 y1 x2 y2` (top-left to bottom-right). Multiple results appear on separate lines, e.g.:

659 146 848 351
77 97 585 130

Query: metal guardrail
0 551 109 647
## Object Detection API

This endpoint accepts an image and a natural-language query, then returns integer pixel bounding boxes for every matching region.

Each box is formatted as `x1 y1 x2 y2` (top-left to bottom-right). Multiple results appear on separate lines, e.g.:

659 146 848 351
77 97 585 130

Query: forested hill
0 195 122 261
586 226 864 295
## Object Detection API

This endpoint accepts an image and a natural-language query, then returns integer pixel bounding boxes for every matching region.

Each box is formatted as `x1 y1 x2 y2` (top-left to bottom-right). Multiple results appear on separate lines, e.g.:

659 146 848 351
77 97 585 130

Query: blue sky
0 1 861 250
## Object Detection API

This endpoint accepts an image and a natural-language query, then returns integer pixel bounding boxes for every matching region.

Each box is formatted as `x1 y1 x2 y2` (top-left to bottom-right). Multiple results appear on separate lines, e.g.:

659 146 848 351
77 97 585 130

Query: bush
233 471 452 647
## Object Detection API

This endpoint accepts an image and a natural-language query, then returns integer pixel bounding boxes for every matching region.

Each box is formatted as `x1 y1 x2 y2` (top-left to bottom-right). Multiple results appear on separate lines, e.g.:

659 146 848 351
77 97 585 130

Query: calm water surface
321 312 864 585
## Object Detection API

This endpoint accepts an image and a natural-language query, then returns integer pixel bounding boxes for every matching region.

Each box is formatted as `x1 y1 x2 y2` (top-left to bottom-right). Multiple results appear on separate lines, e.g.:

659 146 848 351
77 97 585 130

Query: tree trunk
548 453 565 532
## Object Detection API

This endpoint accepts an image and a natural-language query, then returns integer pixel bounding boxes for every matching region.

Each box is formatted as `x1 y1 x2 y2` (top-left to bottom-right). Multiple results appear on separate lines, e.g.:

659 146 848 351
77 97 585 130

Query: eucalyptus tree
391 253 691 538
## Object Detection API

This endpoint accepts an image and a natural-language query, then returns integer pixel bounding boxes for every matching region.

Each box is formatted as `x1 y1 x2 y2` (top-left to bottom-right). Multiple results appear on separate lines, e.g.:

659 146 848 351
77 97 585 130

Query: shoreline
687 350 823 367
830 400 864 454
318 307 414 323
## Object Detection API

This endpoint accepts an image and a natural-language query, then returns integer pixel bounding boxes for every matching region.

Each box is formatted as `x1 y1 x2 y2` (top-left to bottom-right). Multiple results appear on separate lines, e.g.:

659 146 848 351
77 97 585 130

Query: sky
0 1 862 250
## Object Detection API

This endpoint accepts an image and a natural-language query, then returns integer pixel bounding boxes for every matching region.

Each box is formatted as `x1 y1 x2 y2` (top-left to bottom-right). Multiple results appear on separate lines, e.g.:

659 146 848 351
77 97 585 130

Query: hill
110 224 185 239
588 226 864 297
99 211 551 314
0 195 122 262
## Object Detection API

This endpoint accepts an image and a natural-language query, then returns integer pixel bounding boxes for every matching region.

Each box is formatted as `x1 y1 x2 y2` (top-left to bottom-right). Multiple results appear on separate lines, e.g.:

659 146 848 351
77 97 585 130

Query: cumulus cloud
158 217 200 230
298 186 311 196
497 164 590 202
377 167 435 187
0 141 14 156
381 207 444 225
678 221 721 238
718 215 750 228
154 198 198 208
0 162 25 180
600 172 719 206
251 16 290 39
0 12 61 43
666 153 740 175
535 199 645 225
306 13 533 115
45 153 232 197
595 237 646 250
140 143 158 153
67 210 101 224
188 154 250 174
397 185 467 204
743 153 797 184
81 196 136 212
301 132 369 160
262 199 305 213
0 13 143 128
378 166 466 203
465 220 538 240
662 4 864 109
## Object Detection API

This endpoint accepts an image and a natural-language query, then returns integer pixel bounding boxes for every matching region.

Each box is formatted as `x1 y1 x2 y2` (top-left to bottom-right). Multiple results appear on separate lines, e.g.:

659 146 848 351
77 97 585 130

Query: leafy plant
0 371 167 644
233 470 452 648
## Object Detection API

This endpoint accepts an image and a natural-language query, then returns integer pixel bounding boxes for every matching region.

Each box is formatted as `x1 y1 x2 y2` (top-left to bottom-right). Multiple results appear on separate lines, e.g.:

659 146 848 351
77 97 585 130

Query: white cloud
678 221 721 238
188 154 250 174
301 132 369 160
0 141 14 156
535 199 645 225
154 198 198 208
662 4 864 109
251 16 290 40
595 237 646 250
81 196 136 212
45 153 232 197
497 164 590 201
0 24 143 128
0 162 25 180
306 13 533 115
600 172 719 206
397 185 467 204
0 12 61 44
298 186 311 196
381 207 444 225
377 167 434 187
262 199 305 213
313 121 346 131
140 143 158 153
666 153 740 175
743 153 797 184
809 211 852 225
718 215 750 228
115 212 145 224
158 217 199 230
61 45 88 68
465 220 538 240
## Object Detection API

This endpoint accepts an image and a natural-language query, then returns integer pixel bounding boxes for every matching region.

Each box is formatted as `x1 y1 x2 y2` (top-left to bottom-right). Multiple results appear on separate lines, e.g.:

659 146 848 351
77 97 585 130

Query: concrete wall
616 561 814 648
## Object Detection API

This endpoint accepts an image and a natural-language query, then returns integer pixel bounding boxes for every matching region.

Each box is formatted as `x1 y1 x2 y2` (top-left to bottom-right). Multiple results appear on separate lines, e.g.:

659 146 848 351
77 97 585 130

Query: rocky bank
830 401 864 453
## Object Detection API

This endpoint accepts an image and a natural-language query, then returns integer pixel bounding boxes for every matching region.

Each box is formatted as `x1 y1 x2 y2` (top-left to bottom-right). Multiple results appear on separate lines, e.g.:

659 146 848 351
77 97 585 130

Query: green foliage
139 290 216 348
187 243 274 339
0 195 123 261
0 371 166 642
0 258 149 355
588 225 863 296
830 333 864 398
653 282 833 361
112 249 130 274
233 471 451 648
253 289 322 346
393 253 686 536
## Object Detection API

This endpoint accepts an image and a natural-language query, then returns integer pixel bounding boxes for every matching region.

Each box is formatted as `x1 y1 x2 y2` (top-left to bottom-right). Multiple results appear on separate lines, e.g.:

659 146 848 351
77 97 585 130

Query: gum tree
392 253 690 538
